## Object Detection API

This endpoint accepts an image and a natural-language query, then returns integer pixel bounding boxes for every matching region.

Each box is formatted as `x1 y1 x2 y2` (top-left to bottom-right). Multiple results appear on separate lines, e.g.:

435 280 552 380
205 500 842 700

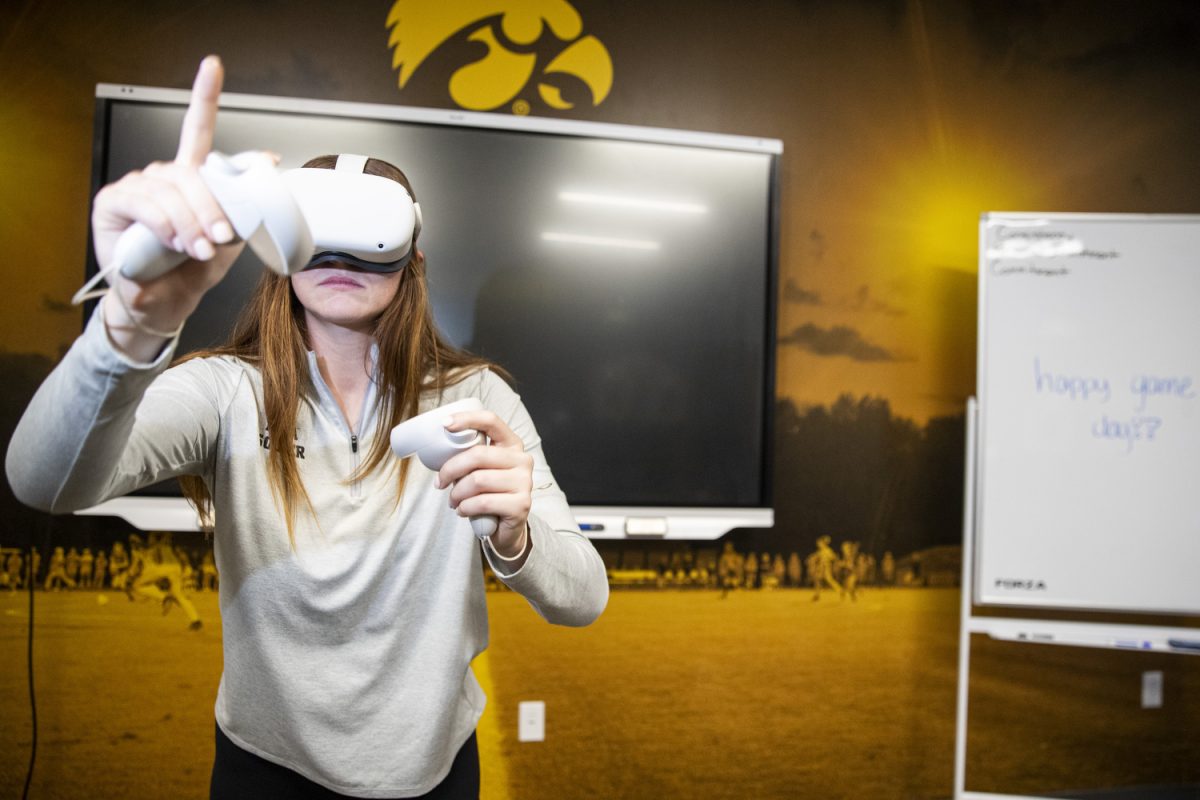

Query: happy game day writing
1032 358 1196 453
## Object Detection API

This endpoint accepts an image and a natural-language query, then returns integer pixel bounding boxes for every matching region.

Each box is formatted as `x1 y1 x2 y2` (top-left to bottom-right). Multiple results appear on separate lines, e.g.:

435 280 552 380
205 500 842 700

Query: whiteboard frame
974 211 1200 615
964 213 1200 797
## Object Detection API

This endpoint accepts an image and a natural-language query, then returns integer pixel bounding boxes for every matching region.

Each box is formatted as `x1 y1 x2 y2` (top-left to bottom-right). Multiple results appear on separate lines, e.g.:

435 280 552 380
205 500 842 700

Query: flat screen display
92 90 779 515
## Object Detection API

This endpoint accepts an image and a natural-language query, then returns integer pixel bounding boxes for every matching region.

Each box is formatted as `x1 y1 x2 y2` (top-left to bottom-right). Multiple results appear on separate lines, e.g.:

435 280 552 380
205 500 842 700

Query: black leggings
210 723 480 800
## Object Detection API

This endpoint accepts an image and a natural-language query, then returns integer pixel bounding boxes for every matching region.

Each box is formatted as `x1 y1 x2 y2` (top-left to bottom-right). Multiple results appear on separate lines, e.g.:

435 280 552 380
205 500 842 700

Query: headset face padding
281 156 422 273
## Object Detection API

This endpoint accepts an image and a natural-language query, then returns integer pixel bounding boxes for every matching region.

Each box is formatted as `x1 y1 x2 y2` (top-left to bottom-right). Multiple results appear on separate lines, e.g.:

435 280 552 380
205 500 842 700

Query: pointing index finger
175 55 224 167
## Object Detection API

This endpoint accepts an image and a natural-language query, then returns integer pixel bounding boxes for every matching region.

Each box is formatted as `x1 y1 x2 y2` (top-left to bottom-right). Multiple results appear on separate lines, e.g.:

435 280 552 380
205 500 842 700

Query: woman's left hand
437 409 533 558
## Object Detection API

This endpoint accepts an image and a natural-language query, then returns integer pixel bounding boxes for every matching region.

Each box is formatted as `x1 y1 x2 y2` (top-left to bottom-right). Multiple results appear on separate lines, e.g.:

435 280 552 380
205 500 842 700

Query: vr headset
281 154 422 273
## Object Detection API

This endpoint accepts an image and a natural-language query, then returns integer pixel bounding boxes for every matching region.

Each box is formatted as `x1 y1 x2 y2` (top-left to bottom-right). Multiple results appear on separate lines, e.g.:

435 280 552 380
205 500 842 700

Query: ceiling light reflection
540 231 661 251
559 191 707 215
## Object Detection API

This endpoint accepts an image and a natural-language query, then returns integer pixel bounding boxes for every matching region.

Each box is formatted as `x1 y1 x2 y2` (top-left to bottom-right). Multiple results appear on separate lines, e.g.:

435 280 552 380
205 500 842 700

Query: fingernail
193 238 216 260
442 416 456 429
171 236 185 253
212 221 234 244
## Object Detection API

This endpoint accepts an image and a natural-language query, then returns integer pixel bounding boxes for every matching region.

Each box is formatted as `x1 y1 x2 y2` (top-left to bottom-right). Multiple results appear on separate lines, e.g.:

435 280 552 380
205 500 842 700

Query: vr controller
114 151 314 281
389 398 499 539
114 153 421 281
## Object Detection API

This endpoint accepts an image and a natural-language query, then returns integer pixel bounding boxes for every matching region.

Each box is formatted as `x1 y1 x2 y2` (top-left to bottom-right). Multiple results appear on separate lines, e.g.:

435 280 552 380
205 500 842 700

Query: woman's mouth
318 273 364 289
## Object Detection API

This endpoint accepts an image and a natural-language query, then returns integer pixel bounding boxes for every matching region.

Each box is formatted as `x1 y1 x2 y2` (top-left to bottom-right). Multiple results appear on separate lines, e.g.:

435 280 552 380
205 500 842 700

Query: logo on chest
259 426 306 459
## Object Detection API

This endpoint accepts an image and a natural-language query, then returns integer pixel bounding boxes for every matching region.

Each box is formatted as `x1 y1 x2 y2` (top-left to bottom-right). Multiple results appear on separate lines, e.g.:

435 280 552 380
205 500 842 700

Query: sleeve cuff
91 300 182 371
482 516 547 579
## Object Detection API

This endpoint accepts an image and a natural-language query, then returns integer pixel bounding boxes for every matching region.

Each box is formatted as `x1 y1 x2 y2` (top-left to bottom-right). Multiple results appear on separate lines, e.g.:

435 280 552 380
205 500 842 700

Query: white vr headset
92 152 423 293
281 153 423 273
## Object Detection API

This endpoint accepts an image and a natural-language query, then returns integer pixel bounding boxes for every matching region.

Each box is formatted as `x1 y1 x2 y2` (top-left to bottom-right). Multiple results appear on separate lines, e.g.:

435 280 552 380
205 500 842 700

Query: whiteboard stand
953 397 983 800
954 398 1199 800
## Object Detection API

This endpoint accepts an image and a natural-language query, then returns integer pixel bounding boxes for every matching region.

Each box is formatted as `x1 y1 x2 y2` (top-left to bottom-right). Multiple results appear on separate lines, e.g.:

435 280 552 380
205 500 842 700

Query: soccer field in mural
2 588 1197 799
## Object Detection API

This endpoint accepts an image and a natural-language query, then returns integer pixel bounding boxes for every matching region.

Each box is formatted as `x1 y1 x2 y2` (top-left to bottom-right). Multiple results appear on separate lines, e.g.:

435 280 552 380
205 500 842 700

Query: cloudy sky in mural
768 2 1200 422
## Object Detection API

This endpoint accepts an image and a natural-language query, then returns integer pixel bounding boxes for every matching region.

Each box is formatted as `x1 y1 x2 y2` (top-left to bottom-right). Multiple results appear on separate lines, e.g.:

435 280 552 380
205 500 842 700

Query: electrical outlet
518 701 545 742
1142 670 1163 709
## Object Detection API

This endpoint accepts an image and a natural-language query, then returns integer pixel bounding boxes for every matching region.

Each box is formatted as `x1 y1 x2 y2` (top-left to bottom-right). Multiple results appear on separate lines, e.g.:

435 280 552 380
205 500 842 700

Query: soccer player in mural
43 546 75 591
668 549 685 586
787 551 803 588
757 551 773 589
696 551 713 588
717 540 741 599
124 533 202 630
744 550 759 590
200 547 218 591
771 553 786 589
174 543 197 591
108 540 130 591
838 540 860 602
79 547 94 588
93 548 107 589
860 550 877 587
881 551 896 586
808 535 842 601
5 56 606 798
1 549 22 591
121 534 146 600
9 550 24 590
65 546 80 587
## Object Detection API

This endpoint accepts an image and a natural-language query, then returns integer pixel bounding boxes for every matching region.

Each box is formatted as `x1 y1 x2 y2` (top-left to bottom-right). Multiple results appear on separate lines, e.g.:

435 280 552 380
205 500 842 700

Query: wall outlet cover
519 700 545 742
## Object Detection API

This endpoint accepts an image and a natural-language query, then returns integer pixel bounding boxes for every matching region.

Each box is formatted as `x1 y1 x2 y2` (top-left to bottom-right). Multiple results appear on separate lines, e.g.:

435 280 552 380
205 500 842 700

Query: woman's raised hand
95 56 248 357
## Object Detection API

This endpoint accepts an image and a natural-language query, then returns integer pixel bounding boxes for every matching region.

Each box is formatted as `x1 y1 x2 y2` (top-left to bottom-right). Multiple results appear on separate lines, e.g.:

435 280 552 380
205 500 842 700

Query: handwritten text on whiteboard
1032 358 1195 453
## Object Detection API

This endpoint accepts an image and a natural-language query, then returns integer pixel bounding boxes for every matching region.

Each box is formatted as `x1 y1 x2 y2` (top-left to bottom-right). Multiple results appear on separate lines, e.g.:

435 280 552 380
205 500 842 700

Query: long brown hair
177 155 504 545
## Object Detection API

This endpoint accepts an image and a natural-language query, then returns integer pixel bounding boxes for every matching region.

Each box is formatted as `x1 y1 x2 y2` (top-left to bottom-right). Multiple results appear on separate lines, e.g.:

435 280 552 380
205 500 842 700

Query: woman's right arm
5 312 223 512
5 56 243 511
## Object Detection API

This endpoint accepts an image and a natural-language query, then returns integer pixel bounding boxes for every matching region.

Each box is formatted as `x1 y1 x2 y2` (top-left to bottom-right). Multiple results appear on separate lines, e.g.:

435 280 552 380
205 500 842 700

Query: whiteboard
976 213 1200 614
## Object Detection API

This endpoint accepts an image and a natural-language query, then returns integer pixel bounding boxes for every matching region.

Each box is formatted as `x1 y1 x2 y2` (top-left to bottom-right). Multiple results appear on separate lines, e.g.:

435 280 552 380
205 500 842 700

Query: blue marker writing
1034 358 1110 403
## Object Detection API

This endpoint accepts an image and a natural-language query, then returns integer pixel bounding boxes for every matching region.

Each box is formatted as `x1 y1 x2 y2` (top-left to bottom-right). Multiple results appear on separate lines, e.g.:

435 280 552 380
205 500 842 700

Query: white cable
73 252 184 339
70 258 122 306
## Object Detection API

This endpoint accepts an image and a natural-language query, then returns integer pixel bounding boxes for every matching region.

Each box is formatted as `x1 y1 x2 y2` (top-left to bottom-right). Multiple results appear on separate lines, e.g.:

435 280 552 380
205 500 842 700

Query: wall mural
385 0 613 113
0 1 1198 798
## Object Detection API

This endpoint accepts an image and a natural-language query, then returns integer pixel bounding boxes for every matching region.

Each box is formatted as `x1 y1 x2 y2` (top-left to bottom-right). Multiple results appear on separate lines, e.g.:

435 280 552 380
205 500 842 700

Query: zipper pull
350 434 359 453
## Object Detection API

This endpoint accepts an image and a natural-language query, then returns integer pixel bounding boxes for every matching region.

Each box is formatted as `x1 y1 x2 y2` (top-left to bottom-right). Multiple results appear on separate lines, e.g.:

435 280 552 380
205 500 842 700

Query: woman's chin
306 304 380 332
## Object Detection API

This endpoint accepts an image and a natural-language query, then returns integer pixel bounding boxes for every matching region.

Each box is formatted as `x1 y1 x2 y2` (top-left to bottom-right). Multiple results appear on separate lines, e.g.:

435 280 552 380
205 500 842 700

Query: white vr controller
114 151 315 281
389 397 498 539
113 152 421 282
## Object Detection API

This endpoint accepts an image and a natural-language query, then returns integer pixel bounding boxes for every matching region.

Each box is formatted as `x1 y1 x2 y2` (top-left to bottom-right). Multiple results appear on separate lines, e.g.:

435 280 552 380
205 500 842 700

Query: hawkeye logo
385 1 613 114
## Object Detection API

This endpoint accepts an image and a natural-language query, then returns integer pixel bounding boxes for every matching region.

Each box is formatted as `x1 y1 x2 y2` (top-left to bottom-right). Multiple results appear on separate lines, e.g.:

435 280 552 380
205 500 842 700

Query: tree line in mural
0 352 966 566
763 395 966 562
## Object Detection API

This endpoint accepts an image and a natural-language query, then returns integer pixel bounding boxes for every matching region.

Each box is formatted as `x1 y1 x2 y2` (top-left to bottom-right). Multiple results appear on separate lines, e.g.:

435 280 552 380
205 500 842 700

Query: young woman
6 56 608 799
